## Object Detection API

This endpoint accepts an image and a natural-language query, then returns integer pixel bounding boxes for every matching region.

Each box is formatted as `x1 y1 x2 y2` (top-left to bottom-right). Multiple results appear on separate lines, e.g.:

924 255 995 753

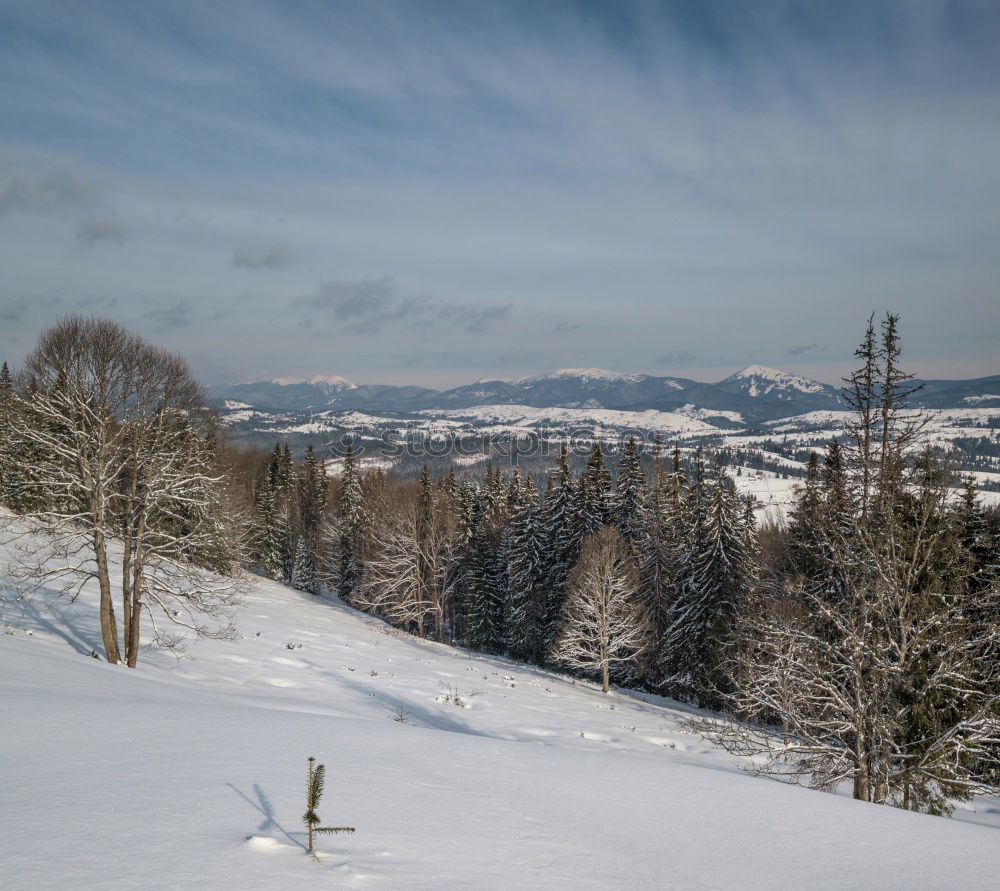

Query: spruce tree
573 476 605 540
303 756 355 858
263 443 297 584
637 438 683 684
539 445 579 657
788 452 824 581
338 442 365 602
417 464 434 540
583 441 613 525
0 361 45 513
299 445 328 543
293 535 319 594
661 461 754 707
506 484 547 662
464 496 506 652
253 474 283 579
296 444 328 593
0 362 13 506
612 436 647 550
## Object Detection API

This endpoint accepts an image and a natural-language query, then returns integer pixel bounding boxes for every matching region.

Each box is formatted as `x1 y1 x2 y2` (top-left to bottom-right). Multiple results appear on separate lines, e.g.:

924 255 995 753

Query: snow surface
724 365 828 396
3 516 1000 889
765 407 1000 433
674 403 744 424
416 404 718 435
521 368 648 384
271 375 357 389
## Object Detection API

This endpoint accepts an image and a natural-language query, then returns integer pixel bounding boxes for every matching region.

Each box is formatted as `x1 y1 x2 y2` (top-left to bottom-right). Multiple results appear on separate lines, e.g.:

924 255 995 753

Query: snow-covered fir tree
660 459 755 707
636 439 685 684
463 494 507 653
337 442 365 602
611 436 647 551
505 482 547 663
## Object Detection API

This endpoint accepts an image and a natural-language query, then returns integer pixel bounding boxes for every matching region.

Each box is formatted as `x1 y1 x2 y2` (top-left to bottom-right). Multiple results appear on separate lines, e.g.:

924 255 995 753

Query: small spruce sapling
303 756 355 858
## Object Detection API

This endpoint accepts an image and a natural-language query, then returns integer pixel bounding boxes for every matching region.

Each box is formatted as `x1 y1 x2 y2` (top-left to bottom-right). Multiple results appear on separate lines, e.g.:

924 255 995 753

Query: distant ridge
215 366 999 422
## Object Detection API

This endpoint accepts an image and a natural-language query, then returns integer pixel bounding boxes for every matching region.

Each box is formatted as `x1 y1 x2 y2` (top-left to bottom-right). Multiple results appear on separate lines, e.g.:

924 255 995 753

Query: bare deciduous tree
4 316 241 666
550 527 649 693
355 504 455 640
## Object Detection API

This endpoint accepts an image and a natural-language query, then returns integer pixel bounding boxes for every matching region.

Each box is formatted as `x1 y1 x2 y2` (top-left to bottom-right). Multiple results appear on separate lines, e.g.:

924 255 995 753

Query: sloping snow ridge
522 368 648 384
271 375 357 390
2 514 999 889
415 404 717 434
724 364 828 396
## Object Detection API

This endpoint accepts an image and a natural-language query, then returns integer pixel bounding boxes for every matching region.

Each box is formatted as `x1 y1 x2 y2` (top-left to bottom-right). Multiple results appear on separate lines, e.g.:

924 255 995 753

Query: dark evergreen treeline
244 429 758 704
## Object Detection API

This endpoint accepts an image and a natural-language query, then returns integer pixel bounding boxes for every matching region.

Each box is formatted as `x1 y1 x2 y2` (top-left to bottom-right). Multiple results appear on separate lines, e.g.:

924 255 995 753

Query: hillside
2 518 1000 888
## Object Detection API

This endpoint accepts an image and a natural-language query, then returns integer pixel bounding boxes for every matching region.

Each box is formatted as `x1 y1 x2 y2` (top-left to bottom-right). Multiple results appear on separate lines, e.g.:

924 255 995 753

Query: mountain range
215 366 1000 423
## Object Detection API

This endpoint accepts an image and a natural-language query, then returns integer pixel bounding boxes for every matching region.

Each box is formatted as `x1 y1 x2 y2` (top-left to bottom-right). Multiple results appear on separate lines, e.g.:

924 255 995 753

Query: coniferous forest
2 313 999 816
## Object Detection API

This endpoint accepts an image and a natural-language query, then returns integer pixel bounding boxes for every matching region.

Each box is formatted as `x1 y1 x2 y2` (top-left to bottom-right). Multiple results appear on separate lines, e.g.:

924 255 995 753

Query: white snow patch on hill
271 375 357 389
3 516 1000 888
675 403 744 423
417 404 719 434
725 365 828 396
523 368 647 384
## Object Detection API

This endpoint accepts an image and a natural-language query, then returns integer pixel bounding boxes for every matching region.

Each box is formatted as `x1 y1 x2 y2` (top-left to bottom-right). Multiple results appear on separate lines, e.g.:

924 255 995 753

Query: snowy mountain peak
531 368 646 384
722 365 827 397
270 375 357 390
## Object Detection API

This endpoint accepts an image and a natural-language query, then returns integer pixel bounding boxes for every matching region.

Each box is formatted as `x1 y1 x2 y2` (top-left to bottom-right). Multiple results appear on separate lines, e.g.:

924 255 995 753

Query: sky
1 0 998 390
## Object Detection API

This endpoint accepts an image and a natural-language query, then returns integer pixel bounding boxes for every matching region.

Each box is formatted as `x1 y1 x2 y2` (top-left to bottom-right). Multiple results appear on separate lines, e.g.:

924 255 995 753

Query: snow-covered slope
3 520 1000 888
270 375 357 390
521 368 648 384
416 404 719 435
718 365 836 399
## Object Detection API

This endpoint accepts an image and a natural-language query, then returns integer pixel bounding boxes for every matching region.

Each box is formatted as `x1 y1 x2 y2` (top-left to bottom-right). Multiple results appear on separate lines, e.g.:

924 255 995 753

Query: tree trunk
601 660 610 694
853 769 870 802
125 560 144 668
94 528 121 664
121 535 132 656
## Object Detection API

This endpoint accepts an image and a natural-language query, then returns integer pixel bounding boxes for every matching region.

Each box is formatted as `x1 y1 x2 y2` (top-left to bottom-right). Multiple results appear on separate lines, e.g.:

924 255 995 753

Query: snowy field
3 519 1000 888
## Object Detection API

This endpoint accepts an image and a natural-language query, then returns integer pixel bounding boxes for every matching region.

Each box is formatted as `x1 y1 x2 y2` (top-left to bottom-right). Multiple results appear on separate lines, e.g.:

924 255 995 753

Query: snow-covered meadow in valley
3 514 999 890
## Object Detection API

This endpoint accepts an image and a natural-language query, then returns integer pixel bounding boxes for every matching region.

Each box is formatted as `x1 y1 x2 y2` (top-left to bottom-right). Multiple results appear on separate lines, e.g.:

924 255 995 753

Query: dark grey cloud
444 302 512 333
787 343 829 356
309 276 397 319
0 297 31 322
0 171 95 215
77 214 128 246
293 276 403 333
144 299 196 332
295 278 511 335
654 349 699 367
232 244 295 269
553 321 582 334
